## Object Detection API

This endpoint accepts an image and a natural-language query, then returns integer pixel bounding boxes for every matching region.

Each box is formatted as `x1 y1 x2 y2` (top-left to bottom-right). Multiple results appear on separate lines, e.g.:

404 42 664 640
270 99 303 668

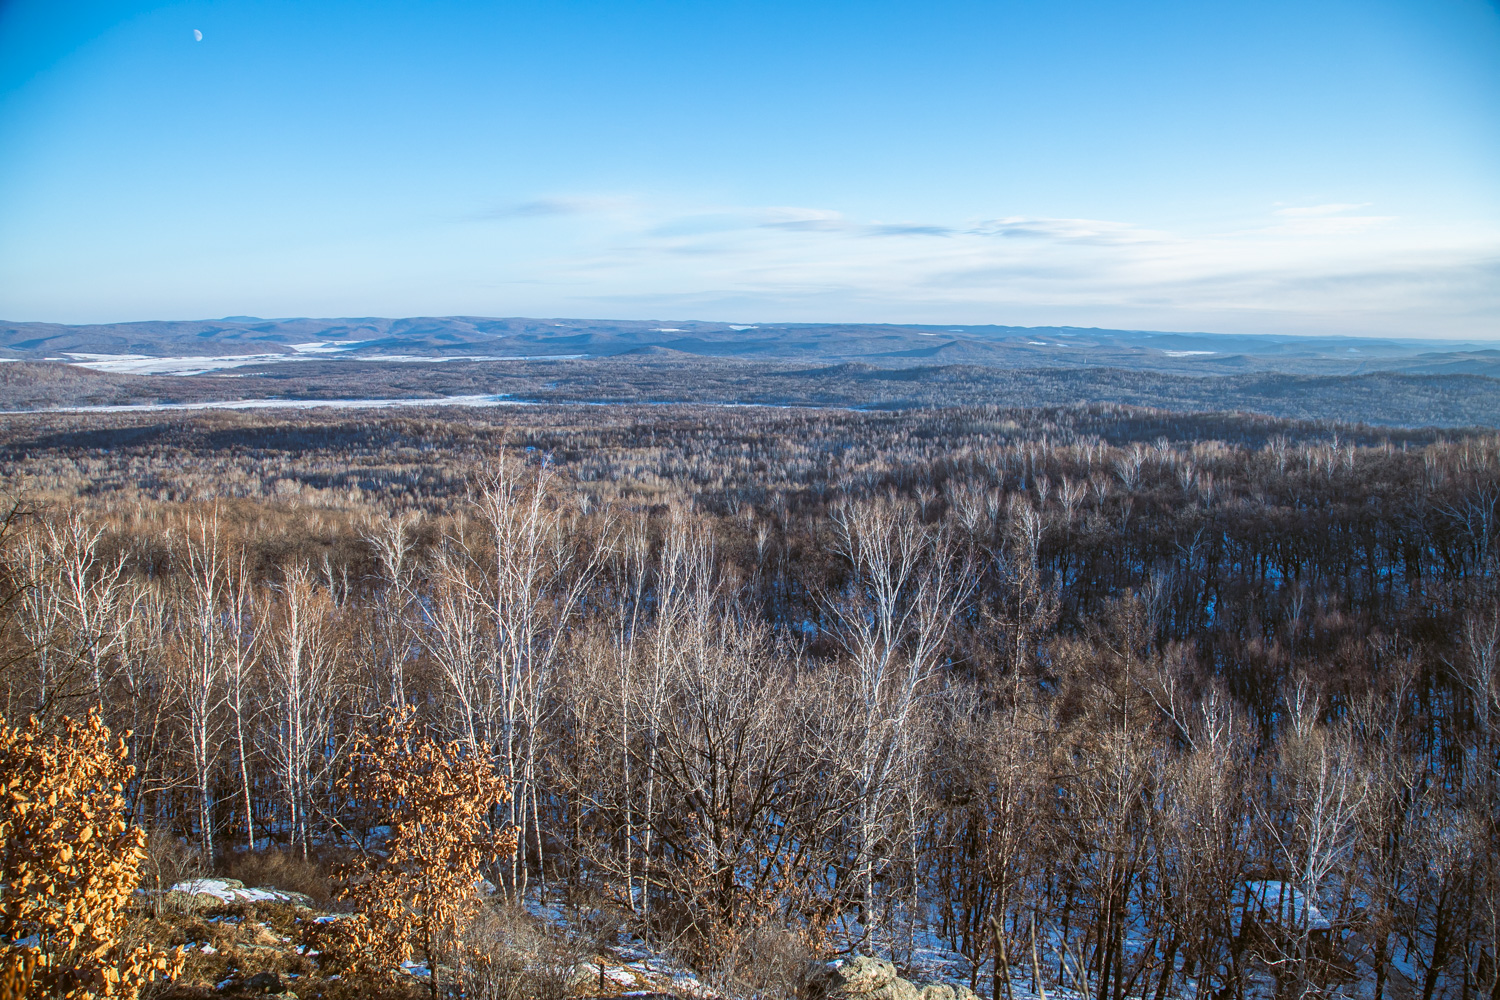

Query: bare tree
504 458 595 893
363 509 421 708
1256 680 1368 999
261 564 343 856
12 512 136 717
169 511 231 862
826 496 972 950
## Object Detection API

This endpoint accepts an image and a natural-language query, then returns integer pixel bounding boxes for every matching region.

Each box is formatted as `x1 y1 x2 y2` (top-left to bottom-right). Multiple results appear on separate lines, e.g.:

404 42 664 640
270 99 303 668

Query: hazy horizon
4 313 1499 346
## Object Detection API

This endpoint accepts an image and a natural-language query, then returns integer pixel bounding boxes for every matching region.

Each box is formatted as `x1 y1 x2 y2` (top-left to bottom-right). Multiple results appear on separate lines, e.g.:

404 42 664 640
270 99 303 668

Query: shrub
221 847 339 909
0 710 181 999
316 710 518 1000
453 903 585 1000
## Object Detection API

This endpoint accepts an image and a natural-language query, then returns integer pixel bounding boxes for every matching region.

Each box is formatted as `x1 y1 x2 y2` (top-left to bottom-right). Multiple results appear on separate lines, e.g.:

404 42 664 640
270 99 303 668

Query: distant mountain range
2 315 1498 378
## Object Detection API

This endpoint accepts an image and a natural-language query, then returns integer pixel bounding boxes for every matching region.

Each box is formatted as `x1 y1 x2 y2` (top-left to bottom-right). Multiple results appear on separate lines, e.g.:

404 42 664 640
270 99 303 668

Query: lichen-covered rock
870 977 920 1000
167 878 315 909
807 955 974 1000
809 956 899 997
920 983 977 1000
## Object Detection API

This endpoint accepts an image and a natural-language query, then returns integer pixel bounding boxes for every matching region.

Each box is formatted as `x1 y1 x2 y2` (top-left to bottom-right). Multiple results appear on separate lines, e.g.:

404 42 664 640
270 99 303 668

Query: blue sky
1 0 1497 336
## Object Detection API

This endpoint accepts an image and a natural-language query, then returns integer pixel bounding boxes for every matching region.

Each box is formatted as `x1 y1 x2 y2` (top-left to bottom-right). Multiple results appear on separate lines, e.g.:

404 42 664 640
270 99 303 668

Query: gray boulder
807 955 975 1000
925 985 978 1000
870 978 920 1000
809 956 898 997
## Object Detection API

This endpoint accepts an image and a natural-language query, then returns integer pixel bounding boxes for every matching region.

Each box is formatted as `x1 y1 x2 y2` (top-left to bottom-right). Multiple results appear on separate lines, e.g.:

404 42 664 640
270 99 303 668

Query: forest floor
147 879 1238 1000
145 879 1031 1000
148 880 723 1000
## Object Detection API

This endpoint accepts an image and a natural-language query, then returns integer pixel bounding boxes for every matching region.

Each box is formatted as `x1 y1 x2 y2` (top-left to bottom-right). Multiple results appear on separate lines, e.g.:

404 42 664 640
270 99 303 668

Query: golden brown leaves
316 710 517 993
0 710 183 1000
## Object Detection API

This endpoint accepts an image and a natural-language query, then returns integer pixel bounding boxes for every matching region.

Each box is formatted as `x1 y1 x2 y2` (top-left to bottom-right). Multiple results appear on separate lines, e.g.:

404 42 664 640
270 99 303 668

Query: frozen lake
0 394 525 415
0 396 846 416
59 348 587 376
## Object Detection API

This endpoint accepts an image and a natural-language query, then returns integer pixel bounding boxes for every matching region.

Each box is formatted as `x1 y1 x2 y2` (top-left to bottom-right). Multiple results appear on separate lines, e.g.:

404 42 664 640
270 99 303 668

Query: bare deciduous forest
2 402 1497 1000
4 358 1498 429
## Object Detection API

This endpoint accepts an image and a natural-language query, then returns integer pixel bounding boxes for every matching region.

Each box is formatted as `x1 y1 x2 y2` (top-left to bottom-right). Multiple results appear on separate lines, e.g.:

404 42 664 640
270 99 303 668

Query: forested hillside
1 403 1496 1000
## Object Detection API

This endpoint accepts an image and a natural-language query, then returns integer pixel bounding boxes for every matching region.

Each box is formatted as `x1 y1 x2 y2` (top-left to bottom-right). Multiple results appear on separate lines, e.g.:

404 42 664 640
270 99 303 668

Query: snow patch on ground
168 878 309 905
526 896 717 997
1243 880 1331 931
60 350 585 376
5 394 522 415
289 341 367 353
358 353 585 363
63 353 290 375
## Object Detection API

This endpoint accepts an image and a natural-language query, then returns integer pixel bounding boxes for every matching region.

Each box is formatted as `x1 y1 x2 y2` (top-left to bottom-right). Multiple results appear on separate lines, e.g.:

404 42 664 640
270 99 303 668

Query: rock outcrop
165 878 315 909
807 956 976 1000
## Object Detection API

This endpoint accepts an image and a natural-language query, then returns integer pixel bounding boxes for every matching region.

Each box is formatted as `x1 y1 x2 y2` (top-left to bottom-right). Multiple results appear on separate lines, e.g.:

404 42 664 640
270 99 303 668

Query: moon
193 29 203 41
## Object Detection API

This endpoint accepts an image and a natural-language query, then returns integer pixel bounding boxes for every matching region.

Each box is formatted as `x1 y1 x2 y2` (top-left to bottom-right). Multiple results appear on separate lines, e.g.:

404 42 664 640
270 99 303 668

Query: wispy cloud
1258 202 1394 236
867 223 956 237
1274 203 1371 217
757 207 851 232
458 196 1500 337
967 217 1167 245
477 196 631 220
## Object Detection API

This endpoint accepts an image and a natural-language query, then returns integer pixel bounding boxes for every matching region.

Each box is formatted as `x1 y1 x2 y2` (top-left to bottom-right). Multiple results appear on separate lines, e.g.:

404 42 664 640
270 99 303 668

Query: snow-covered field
1 394 524 415
59 347 586 376
0 396 854 415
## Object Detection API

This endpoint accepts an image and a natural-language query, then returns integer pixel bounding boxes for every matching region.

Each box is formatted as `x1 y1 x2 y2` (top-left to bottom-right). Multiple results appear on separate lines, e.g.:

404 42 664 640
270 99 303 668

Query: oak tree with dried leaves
321 710 518 1000
0 709 180 1000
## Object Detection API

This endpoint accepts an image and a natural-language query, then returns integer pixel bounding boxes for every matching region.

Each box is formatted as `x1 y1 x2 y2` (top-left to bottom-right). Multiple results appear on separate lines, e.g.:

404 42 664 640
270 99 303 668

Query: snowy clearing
60 350 586 375
1 394 523 415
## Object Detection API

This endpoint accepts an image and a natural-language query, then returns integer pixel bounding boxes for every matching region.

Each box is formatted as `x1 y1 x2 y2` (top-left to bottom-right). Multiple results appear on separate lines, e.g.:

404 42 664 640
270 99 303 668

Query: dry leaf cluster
0 710 181 1000
317 710 518 1000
